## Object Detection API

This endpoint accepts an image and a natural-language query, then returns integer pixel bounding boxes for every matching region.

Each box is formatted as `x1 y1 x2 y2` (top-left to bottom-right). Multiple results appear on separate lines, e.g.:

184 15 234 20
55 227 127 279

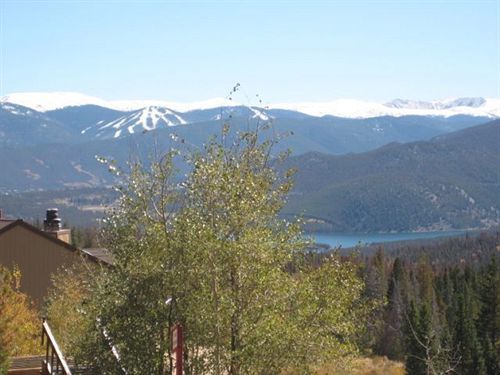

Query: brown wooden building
0 209 109 306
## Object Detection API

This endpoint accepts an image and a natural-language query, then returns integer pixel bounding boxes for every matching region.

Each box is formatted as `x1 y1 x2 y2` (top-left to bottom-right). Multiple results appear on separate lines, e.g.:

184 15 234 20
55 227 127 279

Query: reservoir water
311 230 467 249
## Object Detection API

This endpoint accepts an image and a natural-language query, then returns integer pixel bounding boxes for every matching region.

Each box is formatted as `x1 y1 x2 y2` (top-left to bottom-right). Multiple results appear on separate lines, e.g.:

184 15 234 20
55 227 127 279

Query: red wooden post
171 324 183 375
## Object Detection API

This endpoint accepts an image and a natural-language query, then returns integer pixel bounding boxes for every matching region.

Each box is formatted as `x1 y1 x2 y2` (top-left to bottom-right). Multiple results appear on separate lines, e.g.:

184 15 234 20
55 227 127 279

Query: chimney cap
44 208 62 231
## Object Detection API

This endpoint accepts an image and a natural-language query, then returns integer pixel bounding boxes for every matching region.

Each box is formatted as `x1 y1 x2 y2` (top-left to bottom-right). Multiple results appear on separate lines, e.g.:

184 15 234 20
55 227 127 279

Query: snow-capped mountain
77 105 272 139
86 106 188 138
271 97 500 118
0 97 280 142
385 97 489 110
0 92 238 113
0 92 113 112
2 92 500 119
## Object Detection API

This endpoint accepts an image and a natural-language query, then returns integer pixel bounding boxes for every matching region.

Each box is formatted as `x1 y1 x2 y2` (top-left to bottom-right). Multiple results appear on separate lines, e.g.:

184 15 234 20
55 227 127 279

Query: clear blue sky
1 0 499 102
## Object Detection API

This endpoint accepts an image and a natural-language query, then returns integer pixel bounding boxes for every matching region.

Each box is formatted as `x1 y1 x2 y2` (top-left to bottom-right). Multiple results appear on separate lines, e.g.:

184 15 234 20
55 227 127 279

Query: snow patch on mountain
0 102 38 117
249 107 270 121
93 106 187 138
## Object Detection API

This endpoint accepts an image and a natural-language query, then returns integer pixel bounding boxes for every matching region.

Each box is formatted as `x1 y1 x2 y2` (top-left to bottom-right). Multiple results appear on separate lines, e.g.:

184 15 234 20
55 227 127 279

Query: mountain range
0 93 497 190
1 92 499 233
0 92 496 148
3 92 500 118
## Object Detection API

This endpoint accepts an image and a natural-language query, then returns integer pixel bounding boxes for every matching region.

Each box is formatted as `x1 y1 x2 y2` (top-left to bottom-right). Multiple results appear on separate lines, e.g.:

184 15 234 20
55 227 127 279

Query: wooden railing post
40 319 72 375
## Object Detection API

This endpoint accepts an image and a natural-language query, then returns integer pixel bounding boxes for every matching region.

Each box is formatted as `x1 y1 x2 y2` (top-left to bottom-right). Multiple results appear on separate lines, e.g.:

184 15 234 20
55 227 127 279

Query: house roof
81 248 115 265
0 218 15 230
0 220 112 266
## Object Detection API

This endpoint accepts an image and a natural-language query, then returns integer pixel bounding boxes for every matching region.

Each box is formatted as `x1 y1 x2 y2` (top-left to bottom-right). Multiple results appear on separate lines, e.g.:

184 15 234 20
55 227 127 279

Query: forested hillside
283 120 500 232
350 230 500 375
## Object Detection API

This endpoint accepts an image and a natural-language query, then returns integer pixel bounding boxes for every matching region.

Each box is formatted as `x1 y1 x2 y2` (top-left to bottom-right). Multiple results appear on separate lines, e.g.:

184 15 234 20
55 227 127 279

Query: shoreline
304 227 488 236
307 228 490 251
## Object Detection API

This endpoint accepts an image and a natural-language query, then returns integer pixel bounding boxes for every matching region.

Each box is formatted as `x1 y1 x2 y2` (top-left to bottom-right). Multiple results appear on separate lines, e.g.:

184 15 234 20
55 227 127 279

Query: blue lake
311 230 467 249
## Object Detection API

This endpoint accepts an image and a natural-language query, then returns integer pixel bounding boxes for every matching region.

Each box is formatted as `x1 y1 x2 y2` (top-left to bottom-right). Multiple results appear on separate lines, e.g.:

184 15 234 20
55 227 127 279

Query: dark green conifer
477 256 499 375
405 300 427 375
454 282 486 374
378 257 407 360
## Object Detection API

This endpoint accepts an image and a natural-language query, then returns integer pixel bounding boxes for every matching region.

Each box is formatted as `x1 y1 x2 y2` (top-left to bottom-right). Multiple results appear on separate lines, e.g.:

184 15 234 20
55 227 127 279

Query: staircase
8 320 89 375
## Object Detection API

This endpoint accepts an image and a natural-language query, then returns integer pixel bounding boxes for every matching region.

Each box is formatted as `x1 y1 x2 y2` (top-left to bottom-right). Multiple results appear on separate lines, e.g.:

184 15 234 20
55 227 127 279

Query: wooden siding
0 224 81 305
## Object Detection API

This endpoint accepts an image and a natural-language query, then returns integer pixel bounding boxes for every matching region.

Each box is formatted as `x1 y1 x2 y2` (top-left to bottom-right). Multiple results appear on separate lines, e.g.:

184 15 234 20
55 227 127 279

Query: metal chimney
42 208 71 244
44 208 62 231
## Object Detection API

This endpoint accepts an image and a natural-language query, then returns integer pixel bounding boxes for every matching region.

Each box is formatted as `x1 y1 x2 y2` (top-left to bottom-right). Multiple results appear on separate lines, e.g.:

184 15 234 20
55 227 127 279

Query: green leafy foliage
54 122 371 374
0 266 42 372
43 262 94 356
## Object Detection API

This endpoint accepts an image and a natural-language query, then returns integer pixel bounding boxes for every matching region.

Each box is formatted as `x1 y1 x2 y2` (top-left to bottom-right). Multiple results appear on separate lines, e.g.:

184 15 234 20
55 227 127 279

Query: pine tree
378 257 407 360
454 281 486 374
364 247 387 352
405 300 427 375
416 257 434 307
477 256 499 375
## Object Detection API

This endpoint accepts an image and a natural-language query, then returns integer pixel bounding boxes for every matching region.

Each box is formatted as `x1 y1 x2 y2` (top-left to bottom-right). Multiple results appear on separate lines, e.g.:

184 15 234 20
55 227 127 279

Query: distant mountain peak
271 97 500 118
438 97 486 109
386 99 436 110
386 97 487 110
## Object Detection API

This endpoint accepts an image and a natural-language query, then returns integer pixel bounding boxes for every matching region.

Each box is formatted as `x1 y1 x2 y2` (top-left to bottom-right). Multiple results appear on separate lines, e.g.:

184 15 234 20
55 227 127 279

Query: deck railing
41 319 72 375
